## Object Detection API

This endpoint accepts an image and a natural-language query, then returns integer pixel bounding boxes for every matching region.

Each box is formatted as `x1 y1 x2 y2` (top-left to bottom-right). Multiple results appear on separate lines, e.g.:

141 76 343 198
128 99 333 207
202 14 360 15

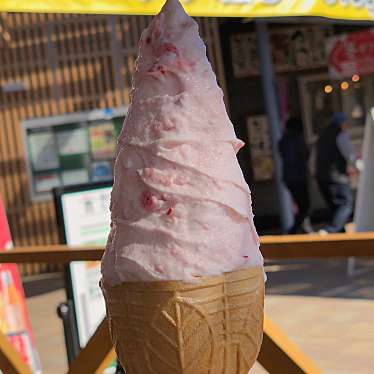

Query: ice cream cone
101 266 264 374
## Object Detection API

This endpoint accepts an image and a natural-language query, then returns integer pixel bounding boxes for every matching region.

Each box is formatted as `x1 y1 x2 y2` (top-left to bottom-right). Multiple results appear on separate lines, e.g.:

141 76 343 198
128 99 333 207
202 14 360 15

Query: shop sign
0 197 42 373
1 0 374 21
328 29 374 78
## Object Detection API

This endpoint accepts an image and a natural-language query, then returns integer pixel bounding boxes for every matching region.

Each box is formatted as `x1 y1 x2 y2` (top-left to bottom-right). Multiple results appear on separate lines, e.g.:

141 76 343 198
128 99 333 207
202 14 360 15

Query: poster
0 197 42 373
34 173 60 193
61 169 89 185
230 26 332 78
91 161 113 182
89 122 116 160
246 115 274 181
230 33 259 78
60 187 111 347
28 131 59 171
57 128 88 155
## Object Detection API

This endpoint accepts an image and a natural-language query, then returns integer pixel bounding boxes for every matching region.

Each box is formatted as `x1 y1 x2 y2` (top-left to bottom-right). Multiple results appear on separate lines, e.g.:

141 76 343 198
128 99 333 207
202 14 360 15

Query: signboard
0 197 42 374
231 26 332 78
54 182 112 348
1 0 374 20
22 107 125 201
328 29 374 79
246 115 274 181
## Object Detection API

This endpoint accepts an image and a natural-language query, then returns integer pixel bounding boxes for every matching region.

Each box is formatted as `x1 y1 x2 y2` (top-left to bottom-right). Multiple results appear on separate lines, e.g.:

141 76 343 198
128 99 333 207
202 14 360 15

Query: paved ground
26 289 68 373
25 258 374 374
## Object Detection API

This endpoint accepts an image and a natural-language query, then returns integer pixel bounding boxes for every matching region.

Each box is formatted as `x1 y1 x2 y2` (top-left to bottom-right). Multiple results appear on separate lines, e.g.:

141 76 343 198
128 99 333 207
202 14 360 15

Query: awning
0 0 374 21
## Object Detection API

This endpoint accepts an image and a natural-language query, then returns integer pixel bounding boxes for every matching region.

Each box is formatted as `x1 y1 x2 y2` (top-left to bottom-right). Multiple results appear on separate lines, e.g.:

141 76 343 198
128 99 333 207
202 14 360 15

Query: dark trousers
285 180 310 234
317 180 353 233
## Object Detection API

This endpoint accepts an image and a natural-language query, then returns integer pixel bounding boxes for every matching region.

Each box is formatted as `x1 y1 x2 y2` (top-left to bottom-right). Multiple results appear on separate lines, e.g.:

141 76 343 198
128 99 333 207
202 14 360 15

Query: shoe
301 217 314 234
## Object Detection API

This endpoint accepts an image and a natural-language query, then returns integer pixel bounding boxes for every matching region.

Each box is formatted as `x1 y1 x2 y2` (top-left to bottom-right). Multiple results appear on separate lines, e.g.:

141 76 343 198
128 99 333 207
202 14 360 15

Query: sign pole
256 20 294 233
57 301 81 364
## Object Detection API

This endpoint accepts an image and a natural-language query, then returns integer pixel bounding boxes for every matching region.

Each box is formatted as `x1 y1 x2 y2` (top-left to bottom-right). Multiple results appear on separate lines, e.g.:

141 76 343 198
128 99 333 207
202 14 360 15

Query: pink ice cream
101 0 263 285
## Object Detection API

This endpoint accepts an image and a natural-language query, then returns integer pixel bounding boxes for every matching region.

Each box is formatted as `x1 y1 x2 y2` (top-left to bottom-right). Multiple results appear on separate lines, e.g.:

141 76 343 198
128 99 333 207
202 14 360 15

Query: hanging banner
0 197 42 374
0 0 374 21
327 29 374 79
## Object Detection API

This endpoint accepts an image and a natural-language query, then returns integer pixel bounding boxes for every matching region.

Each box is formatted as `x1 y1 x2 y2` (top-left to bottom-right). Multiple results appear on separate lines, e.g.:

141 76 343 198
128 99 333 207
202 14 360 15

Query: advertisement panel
0 197 42 373
327 29 374 79
1 0 374 21
246 115 274 181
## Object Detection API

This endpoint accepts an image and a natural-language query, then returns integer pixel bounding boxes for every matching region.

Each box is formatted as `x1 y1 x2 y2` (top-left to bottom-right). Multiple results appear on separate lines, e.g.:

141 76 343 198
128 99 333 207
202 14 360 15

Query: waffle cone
101 266 264 374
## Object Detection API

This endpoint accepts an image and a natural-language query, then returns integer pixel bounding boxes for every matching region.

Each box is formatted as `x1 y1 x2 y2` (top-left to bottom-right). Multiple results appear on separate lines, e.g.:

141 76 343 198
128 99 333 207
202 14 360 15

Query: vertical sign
246 115 274 181
0 197 42 373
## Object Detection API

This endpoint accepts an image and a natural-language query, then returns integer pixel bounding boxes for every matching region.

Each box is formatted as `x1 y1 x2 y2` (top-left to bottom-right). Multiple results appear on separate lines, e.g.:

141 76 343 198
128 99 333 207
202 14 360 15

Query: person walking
279 117 311 234
316 112 357 233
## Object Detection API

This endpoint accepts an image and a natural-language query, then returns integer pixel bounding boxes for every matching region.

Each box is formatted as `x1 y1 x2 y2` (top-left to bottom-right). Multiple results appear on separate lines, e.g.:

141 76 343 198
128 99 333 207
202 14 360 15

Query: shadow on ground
265 258 374 300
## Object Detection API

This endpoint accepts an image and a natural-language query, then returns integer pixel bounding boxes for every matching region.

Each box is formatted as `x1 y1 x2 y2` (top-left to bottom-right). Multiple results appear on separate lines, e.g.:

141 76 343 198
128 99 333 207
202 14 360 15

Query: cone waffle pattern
102 266 264 374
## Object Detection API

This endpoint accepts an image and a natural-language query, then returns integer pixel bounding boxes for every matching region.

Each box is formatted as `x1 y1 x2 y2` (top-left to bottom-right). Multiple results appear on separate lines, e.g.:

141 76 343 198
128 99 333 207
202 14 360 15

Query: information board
22 107 126 201
54 182 112 348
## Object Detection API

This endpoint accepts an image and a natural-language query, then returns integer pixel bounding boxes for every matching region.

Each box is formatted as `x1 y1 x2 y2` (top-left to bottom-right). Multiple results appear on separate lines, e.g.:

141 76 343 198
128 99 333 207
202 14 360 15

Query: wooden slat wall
0 13 227 275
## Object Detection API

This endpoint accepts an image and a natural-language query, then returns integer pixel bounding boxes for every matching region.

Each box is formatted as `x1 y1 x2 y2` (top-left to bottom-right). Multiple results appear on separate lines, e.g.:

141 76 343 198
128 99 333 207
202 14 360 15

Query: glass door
299 73 370 189
299 73 367 145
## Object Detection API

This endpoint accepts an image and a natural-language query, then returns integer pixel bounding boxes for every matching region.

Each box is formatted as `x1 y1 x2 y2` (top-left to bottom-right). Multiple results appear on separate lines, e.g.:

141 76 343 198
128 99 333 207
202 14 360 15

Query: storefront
220 20 373 228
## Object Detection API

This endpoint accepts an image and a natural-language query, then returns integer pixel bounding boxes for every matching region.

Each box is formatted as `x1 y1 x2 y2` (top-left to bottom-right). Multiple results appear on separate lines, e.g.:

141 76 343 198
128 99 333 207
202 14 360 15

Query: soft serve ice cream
101 0 263 285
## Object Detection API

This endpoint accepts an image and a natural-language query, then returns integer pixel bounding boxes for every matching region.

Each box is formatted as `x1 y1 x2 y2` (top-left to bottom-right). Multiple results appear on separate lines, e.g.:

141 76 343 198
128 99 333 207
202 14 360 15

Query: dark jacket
316 124 348 183
279 131 309 182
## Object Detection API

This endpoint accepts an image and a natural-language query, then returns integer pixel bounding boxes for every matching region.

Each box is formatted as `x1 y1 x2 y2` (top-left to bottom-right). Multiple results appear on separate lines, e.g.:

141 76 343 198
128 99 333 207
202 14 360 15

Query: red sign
327 29 374 79
0 197 42 373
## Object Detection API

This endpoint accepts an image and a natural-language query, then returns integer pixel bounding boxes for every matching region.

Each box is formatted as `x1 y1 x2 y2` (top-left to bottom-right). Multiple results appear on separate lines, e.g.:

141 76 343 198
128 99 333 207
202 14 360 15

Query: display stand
56 301 80 364
53 182 116 370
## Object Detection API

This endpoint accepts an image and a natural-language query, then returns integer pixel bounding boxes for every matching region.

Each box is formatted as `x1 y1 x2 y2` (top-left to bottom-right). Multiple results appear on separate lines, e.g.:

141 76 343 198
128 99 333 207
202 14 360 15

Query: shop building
220 20 371 228
0 13 372 274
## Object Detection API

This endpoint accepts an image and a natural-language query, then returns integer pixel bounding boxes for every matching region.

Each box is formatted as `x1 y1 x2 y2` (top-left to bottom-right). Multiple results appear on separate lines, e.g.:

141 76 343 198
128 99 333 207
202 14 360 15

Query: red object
328 29 374 78
0 197 41 373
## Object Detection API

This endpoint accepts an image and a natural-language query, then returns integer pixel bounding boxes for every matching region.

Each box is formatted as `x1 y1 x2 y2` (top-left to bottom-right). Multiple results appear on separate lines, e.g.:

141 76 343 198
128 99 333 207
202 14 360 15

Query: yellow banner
0 0 373 21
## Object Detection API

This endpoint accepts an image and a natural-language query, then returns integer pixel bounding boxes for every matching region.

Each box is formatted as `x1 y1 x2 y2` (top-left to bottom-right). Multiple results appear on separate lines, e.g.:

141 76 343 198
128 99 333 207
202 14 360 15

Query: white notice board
55 182 112 347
